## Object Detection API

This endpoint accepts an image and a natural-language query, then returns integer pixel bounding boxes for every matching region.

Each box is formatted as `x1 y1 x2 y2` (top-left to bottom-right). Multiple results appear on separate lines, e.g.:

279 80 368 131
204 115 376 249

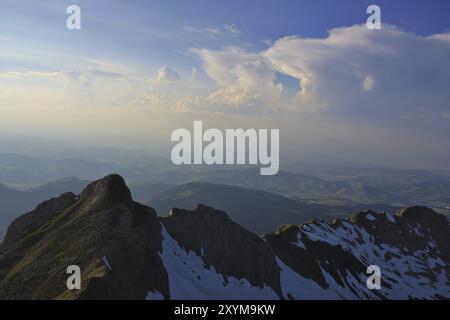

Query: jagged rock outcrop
0 174 449 300
160 204 282 297
0 174 168 299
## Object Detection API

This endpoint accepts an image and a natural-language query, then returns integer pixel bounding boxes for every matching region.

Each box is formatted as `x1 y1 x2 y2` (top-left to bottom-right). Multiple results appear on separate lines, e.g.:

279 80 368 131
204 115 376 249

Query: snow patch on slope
386 213 396 223
277 258 365 300
297 219 450 299
159 225 279 300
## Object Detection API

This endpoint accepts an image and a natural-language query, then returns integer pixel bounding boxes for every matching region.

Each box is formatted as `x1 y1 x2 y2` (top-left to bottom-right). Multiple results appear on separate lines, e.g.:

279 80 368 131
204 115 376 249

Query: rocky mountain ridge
0 174 448 299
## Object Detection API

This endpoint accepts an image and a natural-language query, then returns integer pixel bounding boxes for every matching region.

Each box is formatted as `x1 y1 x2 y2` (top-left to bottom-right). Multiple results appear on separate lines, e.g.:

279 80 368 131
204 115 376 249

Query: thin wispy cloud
183 24 242 38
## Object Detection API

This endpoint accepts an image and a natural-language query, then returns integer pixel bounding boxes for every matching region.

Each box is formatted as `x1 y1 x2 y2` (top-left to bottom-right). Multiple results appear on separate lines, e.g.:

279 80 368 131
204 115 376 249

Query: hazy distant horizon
1 132 450 174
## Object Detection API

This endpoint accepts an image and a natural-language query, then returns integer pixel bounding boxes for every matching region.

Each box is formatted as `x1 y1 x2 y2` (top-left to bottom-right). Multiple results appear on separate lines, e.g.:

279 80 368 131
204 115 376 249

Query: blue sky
3 0 450 73
1 1 450 168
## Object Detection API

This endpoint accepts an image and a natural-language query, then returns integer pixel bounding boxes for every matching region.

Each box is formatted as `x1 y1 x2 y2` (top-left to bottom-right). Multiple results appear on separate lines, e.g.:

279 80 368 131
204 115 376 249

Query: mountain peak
80 174 132 205
396 206 447 225
0 173 164 300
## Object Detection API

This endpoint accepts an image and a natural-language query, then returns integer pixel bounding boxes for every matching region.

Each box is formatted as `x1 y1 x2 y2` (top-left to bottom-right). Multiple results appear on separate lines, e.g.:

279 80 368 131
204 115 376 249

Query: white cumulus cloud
181 24 450 119
157 66 181 82
177 47 282 114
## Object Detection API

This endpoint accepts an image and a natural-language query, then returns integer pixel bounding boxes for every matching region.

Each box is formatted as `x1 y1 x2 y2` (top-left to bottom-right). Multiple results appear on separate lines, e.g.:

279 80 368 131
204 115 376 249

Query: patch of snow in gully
386 213 396 223
277 258 348 299
159 225 279 300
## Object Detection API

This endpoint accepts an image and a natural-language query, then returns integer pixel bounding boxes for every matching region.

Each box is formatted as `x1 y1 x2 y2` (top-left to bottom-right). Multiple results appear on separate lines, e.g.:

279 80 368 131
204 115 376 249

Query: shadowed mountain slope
0 174 448 300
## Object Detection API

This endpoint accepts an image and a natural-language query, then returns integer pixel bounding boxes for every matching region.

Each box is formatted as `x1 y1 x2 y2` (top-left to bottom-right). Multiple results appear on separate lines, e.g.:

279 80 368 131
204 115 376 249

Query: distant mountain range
147 182 397 235
2 151 450 211
128 181 175 202
156 167 450 209
2 160 449 240
0 152 171 188
0 174 448 299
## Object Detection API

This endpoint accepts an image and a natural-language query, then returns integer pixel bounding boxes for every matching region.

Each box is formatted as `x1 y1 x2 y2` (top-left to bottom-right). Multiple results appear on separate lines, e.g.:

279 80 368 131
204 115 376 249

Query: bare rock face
160 204 282 297
0 174 168 300
79 174 132 206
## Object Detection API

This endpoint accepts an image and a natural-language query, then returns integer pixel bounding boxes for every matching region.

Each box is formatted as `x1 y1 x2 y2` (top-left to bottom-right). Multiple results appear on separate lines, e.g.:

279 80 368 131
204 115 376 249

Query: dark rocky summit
0 174 167 299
